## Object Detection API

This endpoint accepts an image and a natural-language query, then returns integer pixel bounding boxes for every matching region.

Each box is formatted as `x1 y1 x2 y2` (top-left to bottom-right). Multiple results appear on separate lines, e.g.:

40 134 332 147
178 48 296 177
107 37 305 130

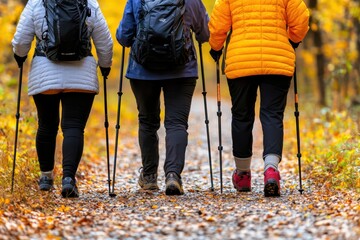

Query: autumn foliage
0 0 359 210
0 0 359 238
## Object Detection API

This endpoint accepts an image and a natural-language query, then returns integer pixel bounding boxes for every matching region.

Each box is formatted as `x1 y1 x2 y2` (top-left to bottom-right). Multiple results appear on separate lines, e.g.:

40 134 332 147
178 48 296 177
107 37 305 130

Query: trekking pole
198 42 214 191
102 73 111 196
293 64 304 194
216 58 223 193
11 64 24 193
110 46 125 197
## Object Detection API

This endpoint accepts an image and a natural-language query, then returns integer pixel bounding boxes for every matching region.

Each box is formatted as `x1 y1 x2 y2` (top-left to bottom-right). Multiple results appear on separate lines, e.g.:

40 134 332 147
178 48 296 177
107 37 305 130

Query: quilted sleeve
287 0 310 43
92 5 113 68
12 0 36 57
208 0 232 51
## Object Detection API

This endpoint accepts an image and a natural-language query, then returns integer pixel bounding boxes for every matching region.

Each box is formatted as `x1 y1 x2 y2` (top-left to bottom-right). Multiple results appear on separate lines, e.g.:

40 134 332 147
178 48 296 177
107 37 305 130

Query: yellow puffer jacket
209 0 309 79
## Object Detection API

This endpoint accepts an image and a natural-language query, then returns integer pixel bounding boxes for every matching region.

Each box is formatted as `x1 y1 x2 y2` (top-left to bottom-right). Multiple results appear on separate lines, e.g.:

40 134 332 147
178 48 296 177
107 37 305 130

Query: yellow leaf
46 217 55 225
206 216 216 222
57 205 70 213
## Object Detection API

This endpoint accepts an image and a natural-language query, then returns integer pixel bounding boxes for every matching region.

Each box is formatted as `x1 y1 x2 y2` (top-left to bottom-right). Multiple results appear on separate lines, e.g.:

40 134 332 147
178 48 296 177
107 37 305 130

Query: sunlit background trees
1 0 359 111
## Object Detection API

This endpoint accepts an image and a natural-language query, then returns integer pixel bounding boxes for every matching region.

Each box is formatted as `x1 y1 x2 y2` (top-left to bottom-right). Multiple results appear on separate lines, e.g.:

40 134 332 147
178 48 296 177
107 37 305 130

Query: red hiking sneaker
264 167 281 197
232 170 251 192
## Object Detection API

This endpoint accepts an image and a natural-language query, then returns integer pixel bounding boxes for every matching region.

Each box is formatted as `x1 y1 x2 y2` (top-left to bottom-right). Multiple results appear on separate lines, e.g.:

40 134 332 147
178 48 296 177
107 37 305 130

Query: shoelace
139 167 157 181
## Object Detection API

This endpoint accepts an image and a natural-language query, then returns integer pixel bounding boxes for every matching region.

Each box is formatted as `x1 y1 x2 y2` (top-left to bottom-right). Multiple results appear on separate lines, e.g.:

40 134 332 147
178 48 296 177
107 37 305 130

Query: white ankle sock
234 157 251 171
41 170 53 179
264 155 280 172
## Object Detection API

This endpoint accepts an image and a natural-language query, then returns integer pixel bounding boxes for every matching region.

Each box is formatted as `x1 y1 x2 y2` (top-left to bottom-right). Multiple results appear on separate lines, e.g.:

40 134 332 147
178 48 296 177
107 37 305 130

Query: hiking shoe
232 170 251 192
38 176 53 191
165 172 184 195
264 167 281 197
61 177 79 198
138 169 159 190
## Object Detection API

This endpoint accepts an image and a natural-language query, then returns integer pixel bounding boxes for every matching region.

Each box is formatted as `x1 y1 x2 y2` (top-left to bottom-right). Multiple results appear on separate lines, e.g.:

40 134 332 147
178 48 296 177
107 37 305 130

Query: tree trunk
353 13 360 97
308 0 327 106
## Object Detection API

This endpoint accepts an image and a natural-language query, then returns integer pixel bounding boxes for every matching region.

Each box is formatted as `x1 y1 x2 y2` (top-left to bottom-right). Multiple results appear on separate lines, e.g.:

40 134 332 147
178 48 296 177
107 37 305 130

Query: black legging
33 92 95 180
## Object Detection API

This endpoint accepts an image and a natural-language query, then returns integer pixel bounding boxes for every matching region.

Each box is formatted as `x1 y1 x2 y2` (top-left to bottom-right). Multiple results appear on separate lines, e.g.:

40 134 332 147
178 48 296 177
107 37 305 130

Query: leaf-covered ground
0 97 359 239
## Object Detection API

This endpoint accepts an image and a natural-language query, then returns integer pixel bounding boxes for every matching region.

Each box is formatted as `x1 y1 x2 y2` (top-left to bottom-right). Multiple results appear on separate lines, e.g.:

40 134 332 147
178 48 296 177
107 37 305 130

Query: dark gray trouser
130 78 196 177
33 92 95 179
227 75 292 159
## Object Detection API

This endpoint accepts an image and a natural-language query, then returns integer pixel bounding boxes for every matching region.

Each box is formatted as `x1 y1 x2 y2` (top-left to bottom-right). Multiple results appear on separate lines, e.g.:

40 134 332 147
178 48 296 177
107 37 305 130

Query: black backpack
37 0 92 61
131 0 190 70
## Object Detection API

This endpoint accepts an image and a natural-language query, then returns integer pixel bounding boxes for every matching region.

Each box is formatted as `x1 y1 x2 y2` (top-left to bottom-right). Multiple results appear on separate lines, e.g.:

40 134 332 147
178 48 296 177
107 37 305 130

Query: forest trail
1 97 359 239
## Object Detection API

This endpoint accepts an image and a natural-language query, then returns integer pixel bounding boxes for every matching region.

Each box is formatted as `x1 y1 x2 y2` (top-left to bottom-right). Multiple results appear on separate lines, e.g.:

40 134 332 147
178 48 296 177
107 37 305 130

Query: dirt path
1 97 359 239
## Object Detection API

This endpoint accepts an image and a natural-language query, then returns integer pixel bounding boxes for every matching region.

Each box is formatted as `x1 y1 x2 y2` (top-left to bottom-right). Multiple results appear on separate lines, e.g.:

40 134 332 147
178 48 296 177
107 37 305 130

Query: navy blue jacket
116 0 210 80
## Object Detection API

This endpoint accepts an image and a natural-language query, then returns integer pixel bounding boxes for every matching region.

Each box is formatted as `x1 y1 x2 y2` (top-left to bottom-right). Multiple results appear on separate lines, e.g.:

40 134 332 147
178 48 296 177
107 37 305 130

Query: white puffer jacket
12 0 113 96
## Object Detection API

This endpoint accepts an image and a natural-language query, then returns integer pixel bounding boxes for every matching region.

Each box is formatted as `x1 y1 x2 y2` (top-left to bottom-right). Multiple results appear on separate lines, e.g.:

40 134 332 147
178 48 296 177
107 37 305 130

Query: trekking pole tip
109 193 117 197
298 188 304 195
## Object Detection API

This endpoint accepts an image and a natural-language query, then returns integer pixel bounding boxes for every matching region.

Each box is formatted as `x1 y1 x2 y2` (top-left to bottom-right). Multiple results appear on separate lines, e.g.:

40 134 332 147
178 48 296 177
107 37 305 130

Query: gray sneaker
38 176 53 191
138 169 159 190
61 177 79 198
165 172 184 195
